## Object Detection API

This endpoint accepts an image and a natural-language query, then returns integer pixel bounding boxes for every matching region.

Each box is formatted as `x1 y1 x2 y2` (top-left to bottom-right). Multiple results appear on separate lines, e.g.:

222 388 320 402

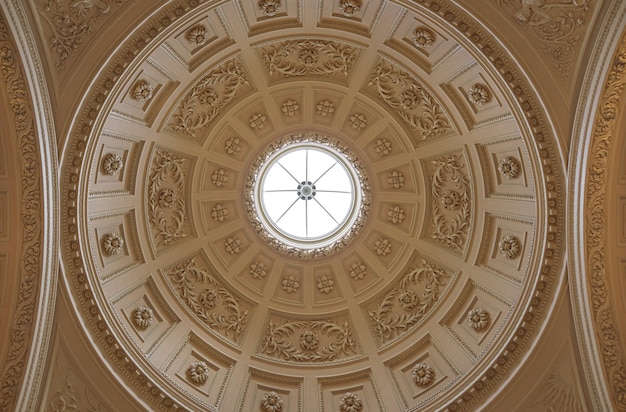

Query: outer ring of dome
245 133 370 258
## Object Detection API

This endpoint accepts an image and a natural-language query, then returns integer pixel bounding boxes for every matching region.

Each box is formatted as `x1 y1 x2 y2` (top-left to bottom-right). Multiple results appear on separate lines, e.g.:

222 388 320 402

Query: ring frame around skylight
245 133 370 259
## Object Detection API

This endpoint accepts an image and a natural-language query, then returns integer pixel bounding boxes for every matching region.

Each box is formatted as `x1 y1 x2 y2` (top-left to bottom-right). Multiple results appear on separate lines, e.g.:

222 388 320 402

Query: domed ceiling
59 0 565 410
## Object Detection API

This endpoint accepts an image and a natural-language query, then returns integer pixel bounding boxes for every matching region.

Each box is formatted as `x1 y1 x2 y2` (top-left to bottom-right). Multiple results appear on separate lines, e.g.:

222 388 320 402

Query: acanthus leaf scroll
164 258 249 344
368 60 454 142
368 259 450 344
167 58 249 138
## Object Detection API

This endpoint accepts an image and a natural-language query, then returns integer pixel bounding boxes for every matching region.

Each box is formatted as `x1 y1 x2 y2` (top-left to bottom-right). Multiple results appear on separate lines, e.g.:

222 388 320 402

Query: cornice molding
569 1 626 410
0 1 59 411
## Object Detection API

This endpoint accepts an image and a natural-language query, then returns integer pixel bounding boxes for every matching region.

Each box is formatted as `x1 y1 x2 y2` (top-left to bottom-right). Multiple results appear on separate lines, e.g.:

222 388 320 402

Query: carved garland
259 319 357 362
147 150 187 247
429 154 471 252
167 58 248 138
165 258 248 343
0 15 45 410
584 35 626 410
368 60 454 141
369 259 449 344
260 39 358 78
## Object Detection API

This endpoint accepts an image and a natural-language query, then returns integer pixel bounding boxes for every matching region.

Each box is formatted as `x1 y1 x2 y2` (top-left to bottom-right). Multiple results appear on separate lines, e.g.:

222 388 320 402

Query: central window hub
246 134 370 258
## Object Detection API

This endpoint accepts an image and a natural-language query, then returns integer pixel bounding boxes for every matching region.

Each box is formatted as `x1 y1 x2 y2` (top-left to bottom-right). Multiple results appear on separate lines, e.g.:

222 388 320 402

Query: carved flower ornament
412 27 435 48
211 169 228 187
249 262 267 279
158 188 176 208
259 0 281 17
412 363 435 386
199 288 218 309
349 262 367 280
317 275 335 293
186 25 208 46
339 0 361 17
398 290 419 310
441 190 461 210
102 233 124 255
133 306 154 329
132 80 153 102
282 275 300 293
467 308 490 331
188 360 210 384
388 170 405 189
400 89 420 110
299 47 319 66
375 238 392 256
261 391 284 412
102 153 123 175
387 205 405 224
317 100 335 116
199 87 219 106
375 138 392 156
467 84 490 105
281 99 300 116
224 137 241 155
299 330 320 351
498 156 521 179
339 392 363 412
498 235 521 259
211 204 228 222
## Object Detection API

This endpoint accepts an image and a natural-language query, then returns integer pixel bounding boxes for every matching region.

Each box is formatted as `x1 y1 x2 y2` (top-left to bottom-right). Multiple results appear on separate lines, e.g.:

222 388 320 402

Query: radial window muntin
246 134 369 258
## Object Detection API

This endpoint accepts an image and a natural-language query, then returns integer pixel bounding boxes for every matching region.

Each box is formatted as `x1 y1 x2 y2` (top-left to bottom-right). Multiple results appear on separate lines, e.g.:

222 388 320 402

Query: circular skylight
247 135 369 257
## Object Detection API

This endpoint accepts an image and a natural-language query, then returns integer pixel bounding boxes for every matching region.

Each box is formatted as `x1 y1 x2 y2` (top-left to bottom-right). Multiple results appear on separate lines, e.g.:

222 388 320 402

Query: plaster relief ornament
412 27 435 48
441 190 461 210
259 0 281 16
249 113 267 129
148 151 188 247
498 156 521 179
211 168 228 187
42 0 129 68
340 392 363 412
350 113 367 129
339 0 361 17
281 275 300 293
132 80 153 102
158 188 176 208
187 360 209 384
498 235 521 259
165 258 249 342
261 391 283 412
299 330 320 351
200 288 218 309
224 137 241 155
249 262 267 279
499 0 590 76
102 153 123 175
167 58 248 138
369 259 449 343
398 290 418 310
375 238 392 256
224 237 241 254
317 100 335 116
186 25 208 46
412 363 435 386
387 206 405 224
102 233 124 255
316 275 334 293
133 306 154 329
467 84 490 105
281 99 300 116
261 39 358 78
211 204 228 222
260 319 357 362
429 154 471 251
388 170 405 189
375 138 392 156
349 263 367 280
467 308 490 331
369 60 453 141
